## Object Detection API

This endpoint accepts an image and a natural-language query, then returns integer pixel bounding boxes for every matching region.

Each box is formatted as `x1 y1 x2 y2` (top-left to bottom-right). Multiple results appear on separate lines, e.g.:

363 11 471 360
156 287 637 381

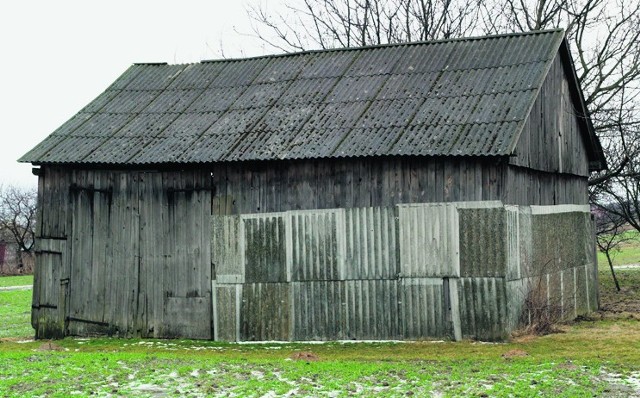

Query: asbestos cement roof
20 29 598 166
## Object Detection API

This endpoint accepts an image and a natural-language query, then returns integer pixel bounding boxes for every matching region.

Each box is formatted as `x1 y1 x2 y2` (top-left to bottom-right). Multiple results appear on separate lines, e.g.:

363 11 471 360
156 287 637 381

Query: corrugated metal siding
209 202 595 342
399 278 448 339
458 277 507 341
211 216 242 283
21 30 567 165
291 281 349 340
343 207 398 280
240 283 290 341
291 210 341 281
398 203 459 277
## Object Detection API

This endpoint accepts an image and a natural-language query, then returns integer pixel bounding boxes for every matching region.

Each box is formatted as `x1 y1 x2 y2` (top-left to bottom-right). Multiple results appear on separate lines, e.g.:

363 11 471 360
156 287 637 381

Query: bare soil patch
289 351 320 361
501 349 528 359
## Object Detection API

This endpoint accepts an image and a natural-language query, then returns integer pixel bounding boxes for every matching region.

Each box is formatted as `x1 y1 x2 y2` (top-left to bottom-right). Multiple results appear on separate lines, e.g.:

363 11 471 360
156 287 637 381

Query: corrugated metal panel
298 50 358 79
253 54 311 83
399 278 448 339
185 86 248 112
212 216 243 284
343 207 398 280
22 30 567 165
208 57 271 87
344 46 406 76
240 283 290 341
290 209 341 281
145 89 204 113
124 64 187 90
292 281 349 340
344 279 401 340
398 203 459 277
166 63 227 90
457 277 507 341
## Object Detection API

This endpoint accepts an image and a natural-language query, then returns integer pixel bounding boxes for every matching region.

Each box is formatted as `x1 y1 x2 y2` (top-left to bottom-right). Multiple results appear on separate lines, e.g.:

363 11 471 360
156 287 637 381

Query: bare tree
247 0 485 51
0 184 37 271
593 203 635 291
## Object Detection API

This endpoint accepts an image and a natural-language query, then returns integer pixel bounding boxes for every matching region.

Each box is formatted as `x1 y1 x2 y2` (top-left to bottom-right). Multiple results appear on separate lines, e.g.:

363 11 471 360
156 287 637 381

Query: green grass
0 289 32 339
598 229 640 267
1 269 640 396
0 275 33 287
1 251 639 396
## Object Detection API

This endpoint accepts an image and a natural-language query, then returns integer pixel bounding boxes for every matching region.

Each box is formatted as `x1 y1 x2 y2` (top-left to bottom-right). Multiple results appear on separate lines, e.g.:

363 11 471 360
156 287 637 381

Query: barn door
65 170 212 339
137 171 212 339
32 240 67 338
66 173 140 336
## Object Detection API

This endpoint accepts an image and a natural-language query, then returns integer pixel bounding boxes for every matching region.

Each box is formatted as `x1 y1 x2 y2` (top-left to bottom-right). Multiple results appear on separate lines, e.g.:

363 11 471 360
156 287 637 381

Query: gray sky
1 0 278 187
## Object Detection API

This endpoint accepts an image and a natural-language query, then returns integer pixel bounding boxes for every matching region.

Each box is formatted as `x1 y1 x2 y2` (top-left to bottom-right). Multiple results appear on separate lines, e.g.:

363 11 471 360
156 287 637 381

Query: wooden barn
21 29 606 341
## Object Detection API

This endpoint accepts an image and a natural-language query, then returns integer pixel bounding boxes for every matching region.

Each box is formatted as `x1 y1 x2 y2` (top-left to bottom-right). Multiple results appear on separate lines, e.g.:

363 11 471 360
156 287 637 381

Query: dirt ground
597 267 640 319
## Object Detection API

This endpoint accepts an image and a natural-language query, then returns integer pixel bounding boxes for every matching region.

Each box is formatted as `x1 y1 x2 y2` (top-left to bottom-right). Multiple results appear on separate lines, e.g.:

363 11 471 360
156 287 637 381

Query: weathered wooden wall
510 55 590 177
503 166 588 205
32 161 592 341
32 168 212 339
212 202 597 342
212 156 588 218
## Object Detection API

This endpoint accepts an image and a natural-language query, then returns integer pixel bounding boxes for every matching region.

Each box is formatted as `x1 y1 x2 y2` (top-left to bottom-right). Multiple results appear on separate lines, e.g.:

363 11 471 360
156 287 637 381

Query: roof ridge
145 29 563 67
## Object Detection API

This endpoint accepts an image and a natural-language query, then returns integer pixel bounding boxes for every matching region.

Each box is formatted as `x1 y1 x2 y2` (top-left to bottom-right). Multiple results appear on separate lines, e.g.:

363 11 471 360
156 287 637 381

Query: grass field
0 275 33 288
597 229 640 267
1 267 639 396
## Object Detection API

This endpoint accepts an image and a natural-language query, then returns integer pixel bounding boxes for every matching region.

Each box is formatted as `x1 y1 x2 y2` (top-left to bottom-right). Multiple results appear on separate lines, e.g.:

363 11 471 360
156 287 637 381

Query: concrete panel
459 207 507 277
398 203 459 277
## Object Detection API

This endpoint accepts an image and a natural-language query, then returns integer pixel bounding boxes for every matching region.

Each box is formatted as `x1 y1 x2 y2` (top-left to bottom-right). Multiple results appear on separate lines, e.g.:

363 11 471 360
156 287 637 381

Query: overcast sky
1 0 280 188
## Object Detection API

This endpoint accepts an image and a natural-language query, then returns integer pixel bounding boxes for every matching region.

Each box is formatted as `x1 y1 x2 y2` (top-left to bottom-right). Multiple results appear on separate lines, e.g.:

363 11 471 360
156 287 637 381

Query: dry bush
520 285 564 336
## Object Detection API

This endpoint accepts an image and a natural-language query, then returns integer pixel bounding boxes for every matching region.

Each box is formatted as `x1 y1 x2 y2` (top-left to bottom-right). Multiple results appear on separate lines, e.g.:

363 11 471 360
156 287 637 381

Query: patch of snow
251 370 265 379
131 383 166 394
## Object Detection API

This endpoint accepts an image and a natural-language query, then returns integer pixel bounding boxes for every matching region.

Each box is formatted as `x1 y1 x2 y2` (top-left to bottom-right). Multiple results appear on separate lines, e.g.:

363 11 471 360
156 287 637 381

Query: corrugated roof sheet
21 30 572 165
